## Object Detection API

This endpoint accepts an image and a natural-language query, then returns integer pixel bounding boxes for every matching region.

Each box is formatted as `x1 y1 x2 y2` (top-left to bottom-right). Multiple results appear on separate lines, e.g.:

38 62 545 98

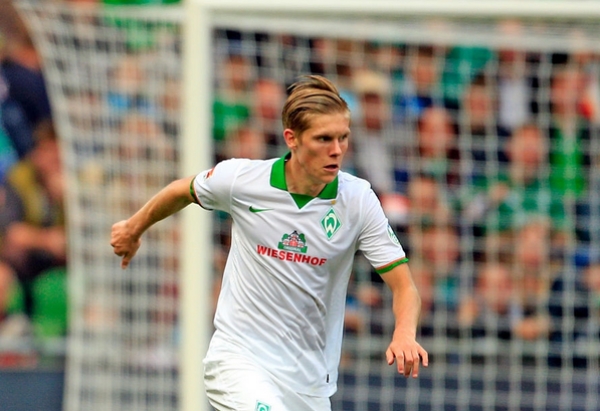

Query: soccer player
111 75 428 410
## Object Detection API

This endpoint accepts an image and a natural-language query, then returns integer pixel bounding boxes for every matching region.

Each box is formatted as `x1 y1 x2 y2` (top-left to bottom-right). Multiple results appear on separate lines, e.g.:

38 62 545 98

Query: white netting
16 2 600 410
17 4 183 411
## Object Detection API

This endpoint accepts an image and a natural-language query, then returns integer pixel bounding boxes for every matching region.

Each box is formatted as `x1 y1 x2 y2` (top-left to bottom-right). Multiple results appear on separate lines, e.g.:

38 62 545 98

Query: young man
111 75 428 410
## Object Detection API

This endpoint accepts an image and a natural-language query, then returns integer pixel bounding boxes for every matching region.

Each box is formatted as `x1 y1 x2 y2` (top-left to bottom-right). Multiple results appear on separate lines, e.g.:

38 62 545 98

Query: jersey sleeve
357 187 408 274
191 158 247 213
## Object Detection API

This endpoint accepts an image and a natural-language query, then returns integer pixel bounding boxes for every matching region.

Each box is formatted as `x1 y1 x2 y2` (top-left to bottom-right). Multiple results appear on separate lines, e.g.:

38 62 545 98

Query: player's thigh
204 356 330 411
204 357 282 411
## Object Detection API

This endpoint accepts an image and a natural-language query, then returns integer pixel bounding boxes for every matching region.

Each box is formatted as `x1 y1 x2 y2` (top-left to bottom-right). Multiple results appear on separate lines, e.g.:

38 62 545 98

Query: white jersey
192 154 407 397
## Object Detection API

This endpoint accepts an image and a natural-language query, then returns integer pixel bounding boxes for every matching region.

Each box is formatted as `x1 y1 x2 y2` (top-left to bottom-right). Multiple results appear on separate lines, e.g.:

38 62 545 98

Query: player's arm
380 263 429 378
110 176 196 269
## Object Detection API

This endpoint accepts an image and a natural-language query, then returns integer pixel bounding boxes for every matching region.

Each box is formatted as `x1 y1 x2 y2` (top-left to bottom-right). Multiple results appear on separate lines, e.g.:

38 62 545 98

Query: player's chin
320 173 338 184
322 166 339 179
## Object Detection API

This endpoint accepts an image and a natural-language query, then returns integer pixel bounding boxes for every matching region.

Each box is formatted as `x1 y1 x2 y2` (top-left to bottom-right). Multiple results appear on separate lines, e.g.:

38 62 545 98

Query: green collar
270 153 338 208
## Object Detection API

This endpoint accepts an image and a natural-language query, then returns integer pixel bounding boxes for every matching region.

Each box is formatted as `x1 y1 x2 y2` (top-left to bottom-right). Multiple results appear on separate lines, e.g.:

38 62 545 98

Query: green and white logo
278 230 308 253
387 223 400 246
256 401 271 411
321 208 342 239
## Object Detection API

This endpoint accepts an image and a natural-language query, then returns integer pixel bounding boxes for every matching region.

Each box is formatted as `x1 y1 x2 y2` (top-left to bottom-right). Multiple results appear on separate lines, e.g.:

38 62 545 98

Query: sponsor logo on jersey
321 208 342 239
278 230 308 253
256 231 327 266
256 245 327 266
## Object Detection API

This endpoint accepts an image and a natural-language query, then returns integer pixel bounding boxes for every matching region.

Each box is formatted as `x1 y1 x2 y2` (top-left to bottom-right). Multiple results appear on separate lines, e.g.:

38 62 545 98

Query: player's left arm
380 263 429 378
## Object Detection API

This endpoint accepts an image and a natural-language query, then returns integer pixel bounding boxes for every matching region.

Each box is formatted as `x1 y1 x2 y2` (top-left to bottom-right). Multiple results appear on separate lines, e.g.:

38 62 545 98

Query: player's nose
330 139 342 156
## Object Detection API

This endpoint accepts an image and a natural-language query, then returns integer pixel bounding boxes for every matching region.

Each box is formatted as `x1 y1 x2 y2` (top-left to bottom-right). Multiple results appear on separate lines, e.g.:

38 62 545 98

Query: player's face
286 112 350 187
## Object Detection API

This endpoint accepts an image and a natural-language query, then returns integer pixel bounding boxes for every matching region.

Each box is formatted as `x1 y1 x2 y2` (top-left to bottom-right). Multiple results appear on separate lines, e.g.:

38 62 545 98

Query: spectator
462 123 566 260
407 106 462 199
250 77 285 156
406 174 453 233
497 80 529 135
118 112 175 164
547 64 590 199
333 39 362 113
352 69 399 197
496 20 534 132
406 224 462 338
107 55 156 116
363 42 404 122
1 34 51 128
0 35 35 158
396 45 444 122
457 262 514 339
510 220 554 341
419 225 462 312
222 124 267 161
308 37 336 77
442 45 495 109
0 119 66 319
159 74 181 139
458 73 510 176
212 54 252 142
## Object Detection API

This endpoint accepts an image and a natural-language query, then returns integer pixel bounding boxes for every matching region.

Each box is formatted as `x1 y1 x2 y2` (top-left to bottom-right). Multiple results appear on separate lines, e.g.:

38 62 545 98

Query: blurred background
1 0 600 410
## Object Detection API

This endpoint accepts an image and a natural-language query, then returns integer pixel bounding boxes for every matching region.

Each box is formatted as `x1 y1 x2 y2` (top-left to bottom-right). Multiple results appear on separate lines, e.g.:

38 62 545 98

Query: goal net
15 1 600 410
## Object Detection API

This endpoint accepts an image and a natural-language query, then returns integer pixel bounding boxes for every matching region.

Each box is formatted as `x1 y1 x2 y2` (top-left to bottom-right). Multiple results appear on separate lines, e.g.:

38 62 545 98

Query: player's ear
283 128 298 151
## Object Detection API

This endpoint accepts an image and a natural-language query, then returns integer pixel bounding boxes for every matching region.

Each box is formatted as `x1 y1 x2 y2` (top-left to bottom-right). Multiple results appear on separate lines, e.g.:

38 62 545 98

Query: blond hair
282 75 349 135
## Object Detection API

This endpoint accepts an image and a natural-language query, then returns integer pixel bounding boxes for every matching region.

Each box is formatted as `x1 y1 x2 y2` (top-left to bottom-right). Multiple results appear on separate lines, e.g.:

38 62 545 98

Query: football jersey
192 154 407 397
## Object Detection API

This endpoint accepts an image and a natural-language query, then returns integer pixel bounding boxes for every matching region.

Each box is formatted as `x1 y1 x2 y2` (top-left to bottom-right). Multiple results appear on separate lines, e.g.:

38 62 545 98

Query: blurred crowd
1 2 600 372
208 28 600 369
0 8 67 367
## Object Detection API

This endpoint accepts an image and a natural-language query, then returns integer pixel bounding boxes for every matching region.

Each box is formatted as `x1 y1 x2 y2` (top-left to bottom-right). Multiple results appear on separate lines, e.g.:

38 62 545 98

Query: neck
285 156 325 197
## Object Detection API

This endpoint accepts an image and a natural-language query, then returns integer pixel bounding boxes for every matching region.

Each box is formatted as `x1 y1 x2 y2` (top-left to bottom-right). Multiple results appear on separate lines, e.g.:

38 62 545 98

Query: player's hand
110 220 141 269
385 334 429 378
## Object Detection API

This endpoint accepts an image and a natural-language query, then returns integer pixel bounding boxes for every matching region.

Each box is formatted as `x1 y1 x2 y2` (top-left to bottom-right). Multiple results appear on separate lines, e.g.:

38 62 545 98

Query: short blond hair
282 75 349 135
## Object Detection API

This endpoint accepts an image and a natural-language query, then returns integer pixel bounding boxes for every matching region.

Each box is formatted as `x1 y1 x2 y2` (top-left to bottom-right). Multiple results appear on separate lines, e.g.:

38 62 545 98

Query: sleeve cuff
375 257 409 275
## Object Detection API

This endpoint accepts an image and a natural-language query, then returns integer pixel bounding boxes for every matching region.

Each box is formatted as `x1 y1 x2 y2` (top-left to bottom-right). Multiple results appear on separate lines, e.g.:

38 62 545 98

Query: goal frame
180 1 600 411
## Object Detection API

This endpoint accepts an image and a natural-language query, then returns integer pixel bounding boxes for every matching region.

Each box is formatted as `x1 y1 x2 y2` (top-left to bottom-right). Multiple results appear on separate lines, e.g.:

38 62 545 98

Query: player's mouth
324 164 339 172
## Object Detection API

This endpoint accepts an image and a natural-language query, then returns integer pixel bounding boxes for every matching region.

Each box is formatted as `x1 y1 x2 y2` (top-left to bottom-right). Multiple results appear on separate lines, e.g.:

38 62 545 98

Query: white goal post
188 0 600 19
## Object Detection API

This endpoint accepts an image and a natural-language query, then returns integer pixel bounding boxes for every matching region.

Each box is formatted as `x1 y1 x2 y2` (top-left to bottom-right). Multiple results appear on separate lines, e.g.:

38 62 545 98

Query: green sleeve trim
189 177 200 204
376 257 409 275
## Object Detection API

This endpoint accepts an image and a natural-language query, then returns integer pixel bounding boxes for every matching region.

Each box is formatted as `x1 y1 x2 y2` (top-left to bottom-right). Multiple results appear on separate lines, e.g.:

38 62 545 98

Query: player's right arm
110 176 196 269
111 158 244 268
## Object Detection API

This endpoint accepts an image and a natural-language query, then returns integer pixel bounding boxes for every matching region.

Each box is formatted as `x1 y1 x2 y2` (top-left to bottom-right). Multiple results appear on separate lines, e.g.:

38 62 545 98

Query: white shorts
203 351 331 411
